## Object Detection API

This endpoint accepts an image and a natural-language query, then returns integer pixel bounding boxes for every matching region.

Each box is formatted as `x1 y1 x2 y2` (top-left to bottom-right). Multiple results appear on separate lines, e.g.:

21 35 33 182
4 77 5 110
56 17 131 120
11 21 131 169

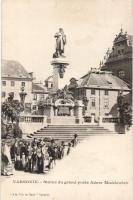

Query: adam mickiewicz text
13 179 128 185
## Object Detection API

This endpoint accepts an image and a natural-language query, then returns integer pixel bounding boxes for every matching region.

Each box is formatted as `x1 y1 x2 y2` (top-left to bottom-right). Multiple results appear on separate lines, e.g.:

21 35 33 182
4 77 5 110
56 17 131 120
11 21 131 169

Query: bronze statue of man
53 28 66 58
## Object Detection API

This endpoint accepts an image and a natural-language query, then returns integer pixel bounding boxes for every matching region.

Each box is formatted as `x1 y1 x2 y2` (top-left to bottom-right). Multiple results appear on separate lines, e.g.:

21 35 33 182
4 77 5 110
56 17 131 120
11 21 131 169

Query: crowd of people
1 134 78 176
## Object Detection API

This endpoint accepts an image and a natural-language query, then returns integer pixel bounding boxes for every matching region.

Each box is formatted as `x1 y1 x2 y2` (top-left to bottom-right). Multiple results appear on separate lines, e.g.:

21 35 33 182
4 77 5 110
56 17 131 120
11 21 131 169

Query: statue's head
59 28 63 33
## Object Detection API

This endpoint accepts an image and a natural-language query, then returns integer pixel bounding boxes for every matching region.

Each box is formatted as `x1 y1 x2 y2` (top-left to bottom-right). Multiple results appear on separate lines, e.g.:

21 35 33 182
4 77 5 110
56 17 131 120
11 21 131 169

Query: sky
2 0 133 86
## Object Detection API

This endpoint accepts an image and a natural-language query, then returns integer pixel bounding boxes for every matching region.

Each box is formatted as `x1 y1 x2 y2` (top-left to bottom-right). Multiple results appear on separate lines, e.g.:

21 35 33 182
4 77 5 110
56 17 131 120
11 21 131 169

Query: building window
33 94 37 100
40 94 45 100
11 81 15 86
91 98 96 107
104 90 109 95
45 82 48 87
2 92 6 98
2 81 6 86
121 49 124 54
21 82 25 87
118 70 125 79
25 103 31 113
10 92 14 98
79 89 81 96
104 99 109 109
118 50 121 54
91 89 95 95
25 103 31 108
32 105 37 110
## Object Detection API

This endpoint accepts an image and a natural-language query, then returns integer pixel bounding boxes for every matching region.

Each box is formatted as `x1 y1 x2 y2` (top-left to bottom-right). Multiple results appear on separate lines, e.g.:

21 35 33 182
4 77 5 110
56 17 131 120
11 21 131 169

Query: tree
1 121 23 139
2 96 24 123
1 93 24 139
118 102 132 126
123 103 132 126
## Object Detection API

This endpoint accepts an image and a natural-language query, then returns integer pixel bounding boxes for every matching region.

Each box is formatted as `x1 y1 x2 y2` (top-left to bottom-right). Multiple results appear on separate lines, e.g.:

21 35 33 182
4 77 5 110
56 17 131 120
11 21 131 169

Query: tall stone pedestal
51 57 69 92
49 104 54 124
77 100 84 124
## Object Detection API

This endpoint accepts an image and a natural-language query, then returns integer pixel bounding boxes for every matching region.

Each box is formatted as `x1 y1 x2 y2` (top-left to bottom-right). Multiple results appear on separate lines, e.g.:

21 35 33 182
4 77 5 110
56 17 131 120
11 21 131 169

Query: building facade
31 82 48 114
68 69 130 118
2 60 33 105
1 60 50 114
101 29 132 86
2 60 130 121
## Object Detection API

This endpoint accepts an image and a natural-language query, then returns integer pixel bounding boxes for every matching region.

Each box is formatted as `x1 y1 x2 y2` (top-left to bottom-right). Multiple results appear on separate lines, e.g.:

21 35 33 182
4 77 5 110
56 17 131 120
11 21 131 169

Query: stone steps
37 129 112 133
33 134 111 137
46 125 99 128
28 134 114 138
27 124 116 142
35 130 113 134
31 129 109 132
36 128 113 133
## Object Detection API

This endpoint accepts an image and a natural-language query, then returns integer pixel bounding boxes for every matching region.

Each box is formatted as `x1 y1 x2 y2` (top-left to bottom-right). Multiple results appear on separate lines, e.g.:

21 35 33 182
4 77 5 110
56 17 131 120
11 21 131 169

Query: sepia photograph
1 0 133 199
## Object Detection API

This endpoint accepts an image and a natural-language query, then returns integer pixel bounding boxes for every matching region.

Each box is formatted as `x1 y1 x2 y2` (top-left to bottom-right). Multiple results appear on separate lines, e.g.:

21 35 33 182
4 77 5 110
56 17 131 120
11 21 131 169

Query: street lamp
7 92 14 102
19 86 27 108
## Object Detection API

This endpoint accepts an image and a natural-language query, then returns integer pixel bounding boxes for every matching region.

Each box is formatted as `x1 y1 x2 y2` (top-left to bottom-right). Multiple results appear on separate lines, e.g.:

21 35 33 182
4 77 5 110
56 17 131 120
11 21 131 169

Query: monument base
48 116 76 125
51 57 69 92
51 57 69 66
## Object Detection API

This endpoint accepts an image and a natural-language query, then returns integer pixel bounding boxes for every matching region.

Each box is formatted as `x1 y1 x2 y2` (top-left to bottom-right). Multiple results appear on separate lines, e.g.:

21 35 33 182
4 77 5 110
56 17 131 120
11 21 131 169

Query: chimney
29 72 33 79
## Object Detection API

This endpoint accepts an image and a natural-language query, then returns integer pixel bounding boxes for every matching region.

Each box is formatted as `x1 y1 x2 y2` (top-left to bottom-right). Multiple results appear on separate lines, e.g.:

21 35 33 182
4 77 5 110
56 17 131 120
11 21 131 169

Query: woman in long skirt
22 153 26 169
25 144 32 172
14 142 22 170
31 145 38 173
1 142 13 176
67 143 71 155
42 145 49 173
36 145 43 173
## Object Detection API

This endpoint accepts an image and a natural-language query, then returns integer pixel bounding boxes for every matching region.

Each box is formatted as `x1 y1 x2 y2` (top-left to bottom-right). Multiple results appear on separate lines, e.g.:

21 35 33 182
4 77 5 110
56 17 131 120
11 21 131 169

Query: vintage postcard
1 0 133 199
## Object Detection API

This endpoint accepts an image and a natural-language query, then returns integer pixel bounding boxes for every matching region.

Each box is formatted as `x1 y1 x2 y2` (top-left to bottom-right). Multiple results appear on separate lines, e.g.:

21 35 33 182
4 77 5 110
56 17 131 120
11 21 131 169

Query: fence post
43 115 48 127
91 115 95 124
99 116 103 126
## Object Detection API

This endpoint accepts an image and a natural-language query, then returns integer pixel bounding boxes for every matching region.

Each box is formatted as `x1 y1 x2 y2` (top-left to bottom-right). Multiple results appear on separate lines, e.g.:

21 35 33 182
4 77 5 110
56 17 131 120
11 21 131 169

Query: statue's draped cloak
55 32 66 54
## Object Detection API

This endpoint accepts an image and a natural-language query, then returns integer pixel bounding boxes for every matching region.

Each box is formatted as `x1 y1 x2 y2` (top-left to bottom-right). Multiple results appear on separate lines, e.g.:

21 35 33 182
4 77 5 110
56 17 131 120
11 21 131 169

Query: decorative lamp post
19 86 27 110
8 92 14 102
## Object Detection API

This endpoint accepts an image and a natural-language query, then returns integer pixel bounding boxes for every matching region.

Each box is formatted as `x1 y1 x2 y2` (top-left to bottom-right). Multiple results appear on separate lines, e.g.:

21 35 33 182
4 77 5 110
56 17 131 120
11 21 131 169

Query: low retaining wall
102 123 118 132
19 114 127 136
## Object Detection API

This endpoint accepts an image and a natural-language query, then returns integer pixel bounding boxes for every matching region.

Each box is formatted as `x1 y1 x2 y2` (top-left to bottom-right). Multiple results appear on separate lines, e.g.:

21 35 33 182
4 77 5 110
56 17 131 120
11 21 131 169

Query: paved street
1 130 133 200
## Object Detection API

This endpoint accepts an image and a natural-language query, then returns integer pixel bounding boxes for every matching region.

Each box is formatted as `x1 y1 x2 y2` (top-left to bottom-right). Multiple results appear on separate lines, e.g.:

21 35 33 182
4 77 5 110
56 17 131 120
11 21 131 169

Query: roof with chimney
2 60 32 80
77 69 130 91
